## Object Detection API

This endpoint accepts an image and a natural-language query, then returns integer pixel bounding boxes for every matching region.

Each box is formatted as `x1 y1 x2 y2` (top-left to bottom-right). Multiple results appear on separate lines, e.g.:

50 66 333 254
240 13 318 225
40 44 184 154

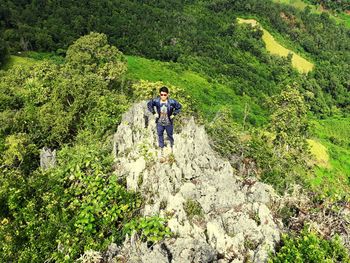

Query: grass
2 51 64 70
337 12 350 28
305 117 350 200
238 18 314 73
273 0 309 10
307 139 330 168
126 55 267 125
2 55 38 70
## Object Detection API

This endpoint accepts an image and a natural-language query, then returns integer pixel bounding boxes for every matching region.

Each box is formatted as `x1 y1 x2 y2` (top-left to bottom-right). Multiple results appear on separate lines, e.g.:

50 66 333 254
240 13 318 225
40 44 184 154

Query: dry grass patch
307 139 330 168
238 18 314 73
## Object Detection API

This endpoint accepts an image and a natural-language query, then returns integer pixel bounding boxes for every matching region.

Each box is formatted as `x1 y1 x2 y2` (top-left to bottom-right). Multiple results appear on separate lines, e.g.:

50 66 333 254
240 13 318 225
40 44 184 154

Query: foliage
241 86 311 192
0 136 141 262
0 33 140 262
126 55 267 126
2 133 37 168
304 0 350 12
0 32 129 149
205 107 247 160
2 0 349 116
0 37 9 67
268 84 309 158
66 32 127 83
305 117 350 200
123 216 172 243
269 228 350 263
184 199 204 221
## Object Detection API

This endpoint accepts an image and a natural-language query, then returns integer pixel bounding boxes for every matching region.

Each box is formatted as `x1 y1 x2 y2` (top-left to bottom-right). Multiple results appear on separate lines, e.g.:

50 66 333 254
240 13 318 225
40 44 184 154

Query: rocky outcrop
40 147 56 170
111 102 282 263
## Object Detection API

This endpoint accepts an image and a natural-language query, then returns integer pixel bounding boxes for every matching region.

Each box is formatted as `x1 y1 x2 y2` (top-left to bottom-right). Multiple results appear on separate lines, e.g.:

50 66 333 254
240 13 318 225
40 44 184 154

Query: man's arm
147 99 156 114
172 100 182 116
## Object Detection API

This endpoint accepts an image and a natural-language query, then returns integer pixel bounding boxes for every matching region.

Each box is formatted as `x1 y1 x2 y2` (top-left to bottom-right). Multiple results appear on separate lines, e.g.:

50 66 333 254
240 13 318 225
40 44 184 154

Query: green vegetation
0 33 170 262
304 0 350 13
184 199 204 220
127 55 267 125
0 0 349 261
307 139 330 168
1 0 349 114
269 228 350 263
124 216 172 243
306 117 350 200
273 0 350 27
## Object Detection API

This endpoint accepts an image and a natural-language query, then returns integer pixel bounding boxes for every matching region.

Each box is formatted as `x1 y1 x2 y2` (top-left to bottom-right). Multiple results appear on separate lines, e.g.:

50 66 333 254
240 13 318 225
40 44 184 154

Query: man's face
160 92 168 101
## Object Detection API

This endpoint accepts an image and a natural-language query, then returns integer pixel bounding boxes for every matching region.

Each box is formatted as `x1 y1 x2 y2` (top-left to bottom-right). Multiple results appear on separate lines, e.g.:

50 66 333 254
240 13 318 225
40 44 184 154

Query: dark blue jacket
147 97 182 124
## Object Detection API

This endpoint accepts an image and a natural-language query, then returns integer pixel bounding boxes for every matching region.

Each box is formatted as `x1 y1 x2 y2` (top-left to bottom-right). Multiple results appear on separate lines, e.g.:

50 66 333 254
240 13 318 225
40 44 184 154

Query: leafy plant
269 228 350 263
123 216 172 243
184 199 204 221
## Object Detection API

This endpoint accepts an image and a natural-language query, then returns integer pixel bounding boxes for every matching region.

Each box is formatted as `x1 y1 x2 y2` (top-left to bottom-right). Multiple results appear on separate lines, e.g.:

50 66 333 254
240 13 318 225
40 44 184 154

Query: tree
0 38 8 67
268 84 309 158
65 32 127 83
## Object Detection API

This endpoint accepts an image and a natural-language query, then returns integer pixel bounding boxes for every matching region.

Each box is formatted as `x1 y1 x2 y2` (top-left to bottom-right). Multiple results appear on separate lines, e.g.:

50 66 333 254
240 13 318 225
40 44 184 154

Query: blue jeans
156 123 174 148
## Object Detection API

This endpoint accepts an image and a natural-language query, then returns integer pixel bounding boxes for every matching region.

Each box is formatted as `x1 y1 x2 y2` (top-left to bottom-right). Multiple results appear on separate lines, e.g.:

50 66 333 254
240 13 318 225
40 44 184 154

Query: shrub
269 228 350 263
123 216 172 243
0 139 141 262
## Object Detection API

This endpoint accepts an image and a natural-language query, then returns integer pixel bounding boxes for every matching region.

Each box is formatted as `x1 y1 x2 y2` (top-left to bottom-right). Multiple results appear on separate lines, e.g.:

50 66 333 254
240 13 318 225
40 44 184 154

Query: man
147 86 182 159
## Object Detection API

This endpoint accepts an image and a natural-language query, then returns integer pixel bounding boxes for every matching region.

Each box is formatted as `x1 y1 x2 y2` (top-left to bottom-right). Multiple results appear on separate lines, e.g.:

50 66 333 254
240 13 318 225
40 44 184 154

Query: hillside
0 0 350 262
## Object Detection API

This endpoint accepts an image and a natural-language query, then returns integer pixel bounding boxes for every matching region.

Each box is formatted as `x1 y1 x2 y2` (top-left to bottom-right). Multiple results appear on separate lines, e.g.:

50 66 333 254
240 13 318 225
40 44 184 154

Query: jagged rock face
40 147 56 170
112 102 281 263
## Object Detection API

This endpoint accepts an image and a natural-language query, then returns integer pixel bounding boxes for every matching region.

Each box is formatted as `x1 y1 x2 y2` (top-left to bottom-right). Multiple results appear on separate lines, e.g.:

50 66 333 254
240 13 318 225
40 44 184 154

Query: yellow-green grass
305 117 350 200
337 12 350 28
3 55 38 70
307 139 330 168
126 55 267 125
273 0 310 10
238 18 314 73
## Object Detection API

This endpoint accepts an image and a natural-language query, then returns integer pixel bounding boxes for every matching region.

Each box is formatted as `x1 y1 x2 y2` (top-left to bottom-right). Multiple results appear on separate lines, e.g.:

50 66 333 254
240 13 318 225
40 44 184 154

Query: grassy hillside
126 55 267 125
307 117 350 199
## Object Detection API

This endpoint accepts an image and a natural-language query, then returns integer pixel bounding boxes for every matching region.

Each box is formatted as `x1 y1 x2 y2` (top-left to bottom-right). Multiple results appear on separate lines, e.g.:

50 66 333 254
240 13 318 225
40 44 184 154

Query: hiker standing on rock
147 86 182 159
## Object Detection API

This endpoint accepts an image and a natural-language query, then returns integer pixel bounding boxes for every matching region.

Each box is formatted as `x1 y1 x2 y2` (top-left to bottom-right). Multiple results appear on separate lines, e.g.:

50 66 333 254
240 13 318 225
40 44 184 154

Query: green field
238 18 314 73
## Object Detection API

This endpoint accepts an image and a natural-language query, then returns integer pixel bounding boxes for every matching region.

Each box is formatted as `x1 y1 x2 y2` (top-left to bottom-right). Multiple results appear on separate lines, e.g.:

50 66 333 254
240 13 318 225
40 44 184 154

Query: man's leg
156 123 165 148
165 124 174 148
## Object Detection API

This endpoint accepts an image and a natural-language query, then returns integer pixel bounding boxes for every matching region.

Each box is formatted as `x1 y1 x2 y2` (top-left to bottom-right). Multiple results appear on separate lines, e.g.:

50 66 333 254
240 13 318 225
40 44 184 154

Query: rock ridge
112 102 281 263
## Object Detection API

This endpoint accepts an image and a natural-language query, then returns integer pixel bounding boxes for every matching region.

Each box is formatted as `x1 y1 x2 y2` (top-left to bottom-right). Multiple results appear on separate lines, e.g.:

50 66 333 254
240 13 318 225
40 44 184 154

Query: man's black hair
159 86 169 94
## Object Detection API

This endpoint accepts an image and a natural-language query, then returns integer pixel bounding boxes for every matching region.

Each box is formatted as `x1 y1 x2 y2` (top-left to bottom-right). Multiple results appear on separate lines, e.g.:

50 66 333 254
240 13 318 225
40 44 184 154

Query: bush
269 228 350 263
0 138 141 262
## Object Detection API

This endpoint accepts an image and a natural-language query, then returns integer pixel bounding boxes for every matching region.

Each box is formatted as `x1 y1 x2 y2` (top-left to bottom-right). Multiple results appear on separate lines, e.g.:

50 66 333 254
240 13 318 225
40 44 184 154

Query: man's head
159 86 169 101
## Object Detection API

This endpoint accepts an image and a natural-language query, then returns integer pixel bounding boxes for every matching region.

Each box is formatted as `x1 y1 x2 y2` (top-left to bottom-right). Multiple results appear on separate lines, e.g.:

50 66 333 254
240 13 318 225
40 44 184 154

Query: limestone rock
40 147 56 170
111 102 281 263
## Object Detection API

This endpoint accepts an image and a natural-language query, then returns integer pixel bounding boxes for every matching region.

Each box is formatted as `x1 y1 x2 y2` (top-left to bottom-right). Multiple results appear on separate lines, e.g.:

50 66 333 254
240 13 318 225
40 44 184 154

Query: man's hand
170 115 175 120
154 113 159 119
